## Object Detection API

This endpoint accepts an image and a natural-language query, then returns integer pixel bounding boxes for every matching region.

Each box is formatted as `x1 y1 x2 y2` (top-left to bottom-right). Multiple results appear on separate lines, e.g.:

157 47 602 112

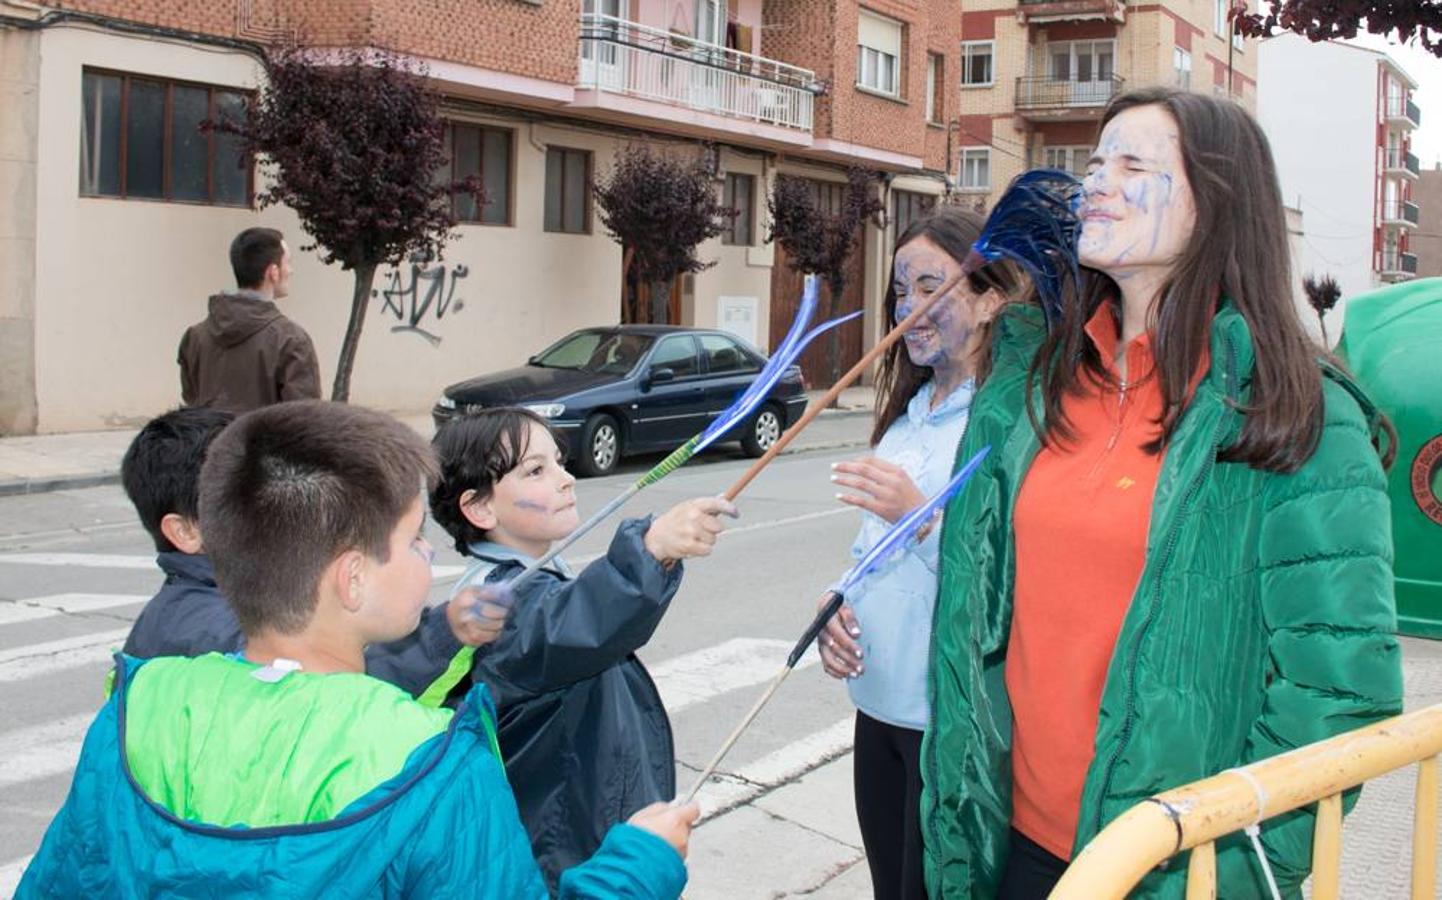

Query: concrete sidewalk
0 387 876 496
686 636 1442 898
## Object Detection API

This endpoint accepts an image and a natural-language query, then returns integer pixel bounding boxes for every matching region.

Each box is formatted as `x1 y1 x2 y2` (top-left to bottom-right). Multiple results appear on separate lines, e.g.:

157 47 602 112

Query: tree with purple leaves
207 46 481 401
591 145 733 324
1232 1 1442 56
766 168 884 385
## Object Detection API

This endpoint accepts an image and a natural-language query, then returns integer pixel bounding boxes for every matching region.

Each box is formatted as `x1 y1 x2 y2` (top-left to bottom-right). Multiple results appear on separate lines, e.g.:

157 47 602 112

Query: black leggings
853 711 927 900
996 828 1070 900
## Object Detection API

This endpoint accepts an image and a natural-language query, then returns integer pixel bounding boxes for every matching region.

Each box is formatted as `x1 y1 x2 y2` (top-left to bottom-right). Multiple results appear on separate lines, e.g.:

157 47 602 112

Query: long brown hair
872 206 1024 445
1030 87 1323 473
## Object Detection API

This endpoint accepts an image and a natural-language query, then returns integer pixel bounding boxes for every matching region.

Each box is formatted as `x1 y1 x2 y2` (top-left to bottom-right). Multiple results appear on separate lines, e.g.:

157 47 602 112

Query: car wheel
741 403 783 458
575 413 622 477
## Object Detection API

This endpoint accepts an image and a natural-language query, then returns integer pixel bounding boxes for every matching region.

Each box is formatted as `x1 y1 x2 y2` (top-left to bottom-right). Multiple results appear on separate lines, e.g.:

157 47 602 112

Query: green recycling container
1336 277 1442 639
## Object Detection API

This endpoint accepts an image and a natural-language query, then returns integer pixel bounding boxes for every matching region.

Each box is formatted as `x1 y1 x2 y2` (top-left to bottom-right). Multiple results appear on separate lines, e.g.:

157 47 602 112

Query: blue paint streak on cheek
1145 175 1176 255
513 499 548 512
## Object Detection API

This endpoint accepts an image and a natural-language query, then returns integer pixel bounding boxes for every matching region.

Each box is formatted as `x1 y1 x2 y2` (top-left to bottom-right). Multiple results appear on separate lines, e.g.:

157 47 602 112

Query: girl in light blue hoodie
817 207 1024 900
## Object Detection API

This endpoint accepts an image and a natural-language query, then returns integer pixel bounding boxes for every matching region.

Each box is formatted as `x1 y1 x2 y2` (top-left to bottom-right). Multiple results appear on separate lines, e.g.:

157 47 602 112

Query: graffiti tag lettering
374 254 469 346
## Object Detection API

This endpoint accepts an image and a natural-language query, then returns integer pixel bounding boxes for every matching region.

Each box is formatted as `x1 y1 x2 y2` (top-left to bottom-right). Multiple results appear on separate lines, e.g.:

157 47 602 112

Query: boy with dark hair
19 400 696 899
120 406 238 658
178 226 322 412
119 405 495 698
429 407 734 891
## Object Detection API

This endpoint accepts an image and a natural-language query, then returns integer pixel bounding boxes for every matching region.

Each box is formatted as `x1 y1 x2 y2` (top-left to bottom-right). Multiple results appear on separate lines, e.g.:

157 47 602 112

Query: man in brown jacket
179 227 322 412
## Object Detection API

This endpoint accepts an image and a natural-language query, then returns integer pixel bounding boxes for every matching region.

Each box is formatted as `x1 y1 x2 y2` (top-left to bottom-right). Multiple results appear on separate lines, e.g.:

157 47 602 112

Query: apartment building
0 0 956 434
1259 34 1421 342
952 0 1257 209
1411 163 1442 279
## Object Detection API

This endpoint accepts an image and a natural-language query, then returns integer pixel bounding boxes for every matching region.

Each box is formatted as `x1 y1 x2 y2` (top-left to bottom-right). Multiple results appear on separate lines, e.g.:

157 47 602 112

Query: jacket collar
1203 302 1254 403
906 378 975 428
156 551 217 586
465 541 573 579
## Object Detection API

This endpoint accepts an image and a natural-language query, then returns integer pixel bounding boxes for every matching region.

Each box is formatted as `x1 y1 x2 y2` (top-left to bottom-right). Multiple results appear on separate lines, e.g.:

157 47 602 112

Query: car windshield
533 331 654 375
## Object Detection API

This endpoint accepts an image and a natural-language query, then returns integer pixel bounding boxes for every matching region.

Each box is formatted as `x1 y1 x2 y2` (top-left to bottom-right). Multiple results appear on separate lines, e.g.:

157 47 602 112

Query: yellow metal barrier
1050 704 1442 900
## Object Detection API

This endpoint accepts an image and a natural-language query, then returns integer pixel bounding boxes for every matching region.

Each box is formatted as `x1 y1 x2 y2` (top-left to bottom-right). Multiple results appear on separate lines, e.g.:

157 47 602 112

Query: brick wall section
763 1 957 173
370 0 578 84
52 0 577 83
54 0 246 40
761 0 838 136
1413 168 1442 278
923 0 961 173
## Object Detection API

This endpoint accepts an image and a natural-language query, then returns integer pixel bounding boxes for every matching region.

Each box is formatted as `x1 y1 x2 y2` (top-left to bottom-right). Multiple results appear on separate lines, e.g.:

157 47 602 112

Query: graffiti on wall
374 254 469 346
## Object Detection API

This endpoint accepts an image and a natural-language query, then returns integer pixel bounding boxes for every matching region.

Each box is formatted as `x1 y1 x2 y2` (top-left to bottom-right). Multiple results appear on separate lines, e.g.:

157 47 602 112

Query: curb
0 472 122 498
0 418 872 499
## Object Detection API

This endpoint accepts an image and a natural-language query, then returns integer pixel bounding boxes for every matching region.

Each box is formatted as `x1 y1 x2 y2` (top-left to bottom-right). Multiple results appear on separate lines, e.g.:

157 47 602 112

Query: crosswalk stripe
0 637 833 793
0 553 155 569
692 717 854 822
0 594 146 626
0 715 92 790
648 638 820 715
0 629 130 683
0 855 34 899
0 552 472 583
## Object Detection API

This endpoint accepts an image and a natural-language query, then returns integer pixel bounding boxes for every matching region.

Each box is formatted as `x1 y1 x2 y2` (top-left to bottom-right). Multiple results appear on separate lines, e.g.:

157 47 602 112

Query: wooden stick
680 592 846 804
681 665 791 804
722 268 967 501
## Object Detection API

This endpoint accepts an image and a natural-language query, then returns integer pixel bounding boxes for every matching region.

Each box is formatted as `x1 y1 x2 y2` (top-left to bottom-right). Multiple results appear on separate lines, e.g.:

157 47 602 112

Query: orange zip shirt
1005 303 1207 860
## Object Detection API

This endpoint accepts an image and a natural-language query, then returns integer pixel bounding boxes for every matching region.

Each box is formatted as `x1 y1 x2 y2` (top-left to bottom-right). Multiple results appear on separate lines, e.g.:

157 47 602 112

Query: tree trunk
650 278 671 324
826 271 846 393
621 246 635 324
332 262 378 403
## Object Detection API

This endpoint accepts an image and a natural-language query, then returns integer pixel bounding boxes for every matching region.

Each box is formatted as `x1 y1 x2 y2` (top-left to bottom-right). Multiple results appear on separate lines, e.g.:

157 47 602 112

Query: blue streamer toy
682 445 991 803
966 167 1084 327
504 274 860 594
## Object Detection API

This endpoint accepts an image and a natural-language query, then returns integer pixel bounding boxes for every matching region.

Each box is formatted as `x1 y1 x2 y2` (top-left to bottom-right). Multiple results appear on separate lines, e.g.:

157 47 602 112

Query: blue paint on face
891 236 995 376
1078 105 1196 283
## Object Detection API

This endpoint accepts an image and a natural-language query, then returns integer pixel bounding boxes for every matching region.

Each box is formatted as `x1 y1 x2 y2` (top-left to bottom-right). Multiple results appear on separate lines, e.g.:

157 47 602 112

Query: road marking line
0 553 155 569
0 594 147 626
0 629 130 683
719 506 854 538
692 717 854 822
0 855 34 899
0 553 474 584
0 605 53 627
647 638 820 716
0 715 92 790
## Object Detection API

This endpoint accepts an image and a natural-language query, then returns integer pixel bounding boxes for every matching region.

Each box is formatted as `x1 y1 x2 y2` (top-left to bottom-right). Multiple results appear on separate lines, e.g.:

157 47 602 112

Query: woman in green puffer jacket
921 87 1403 900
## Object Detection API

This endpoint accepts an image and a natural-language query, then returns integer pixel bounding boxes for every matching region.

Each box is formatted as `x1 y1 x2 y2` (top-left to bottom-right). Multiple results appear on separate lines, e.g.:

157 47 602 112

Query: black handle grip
789 591 845 669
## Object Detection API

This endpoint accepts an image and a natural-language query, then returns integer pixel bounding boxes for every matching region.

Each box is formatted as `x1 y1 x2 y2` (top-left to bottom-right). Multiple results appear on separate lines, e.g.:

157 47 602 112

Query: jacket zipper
1088 334 1239 837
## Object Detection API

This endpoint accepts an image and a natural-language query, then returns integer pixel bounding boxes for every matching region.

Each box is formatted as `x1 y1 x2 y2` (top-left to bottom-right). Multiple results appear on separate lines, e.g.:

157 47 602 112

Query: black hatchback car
433 325 808 476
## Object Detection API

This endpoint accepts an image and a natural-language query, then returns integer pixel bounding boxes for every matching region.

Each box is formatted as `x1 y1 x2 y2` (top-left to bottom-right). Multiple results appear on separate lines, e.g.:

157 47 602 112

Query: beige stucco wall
689 146 776 349
0 26 40 435
27 25 784 432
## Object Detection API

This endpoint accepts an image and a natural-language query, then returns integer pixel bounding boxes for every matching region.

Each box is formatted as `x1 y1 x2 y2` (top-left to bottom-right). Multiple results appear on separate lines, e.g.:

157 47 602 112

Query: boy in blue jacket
429 408 736 891
19 400 697 899
119 406 492 697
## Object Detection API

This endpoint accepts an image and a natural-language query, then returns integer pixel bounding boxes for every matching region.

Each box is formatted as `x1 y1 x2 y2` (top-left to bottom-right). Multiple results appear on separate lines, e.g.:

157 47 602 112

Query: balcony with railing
1017 0 1125 24
1380 250 1418 281
1386 95 1422 129
1382 199 1421 228
575 14 816 140
1015 74 1124 120
1385 148 1421 178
